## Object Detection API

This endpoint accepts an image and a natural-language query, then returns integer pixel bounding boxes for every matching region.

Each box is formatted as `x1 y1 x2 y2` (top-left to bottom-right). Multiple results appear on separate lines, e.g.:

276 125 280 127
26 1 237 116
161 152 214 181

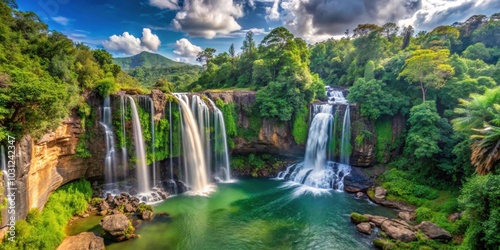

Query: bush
0 179 92 250
350 212 369 224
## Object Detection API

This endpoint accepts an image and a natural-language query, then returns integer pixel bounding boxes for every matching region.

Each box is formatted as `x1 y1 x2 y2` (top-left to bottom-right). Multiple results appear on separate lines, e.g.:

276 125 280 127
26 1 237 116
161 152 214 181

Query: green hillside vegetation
114 51 185 70
0 1 147 141
191 14 500 248
114 51 201 91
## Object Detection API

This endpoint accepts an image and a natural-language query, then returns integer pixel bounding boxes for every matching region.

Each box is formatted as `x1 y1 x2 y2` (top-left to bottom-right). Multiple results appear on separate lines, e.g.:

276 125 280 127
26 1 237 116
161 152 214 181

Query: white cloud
149 0 179 10
172 0 244 38
52 16 70 26
173 38 202 58
399 0 500 31
218 28 270 38
265 0 281 21
103 28 161 55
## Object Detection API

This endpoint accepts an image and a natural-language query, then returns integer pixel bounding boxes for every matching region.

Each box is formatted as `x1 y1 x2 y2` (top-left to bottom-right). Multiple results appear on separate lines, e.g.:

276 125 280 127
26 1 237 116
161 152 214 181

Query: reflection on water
103 178 396 250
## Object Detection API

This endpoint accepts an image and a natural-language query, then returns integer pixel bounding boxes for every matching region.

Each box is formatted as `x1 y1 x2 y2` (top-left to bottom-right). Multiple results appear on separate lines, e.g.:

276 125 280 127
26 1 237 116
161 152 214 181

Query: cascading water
174 94 209 192
120 96 128 177
128 96 151 194
277 91 351 191
209 99 231 181
191 95 212 178
101 97 118 192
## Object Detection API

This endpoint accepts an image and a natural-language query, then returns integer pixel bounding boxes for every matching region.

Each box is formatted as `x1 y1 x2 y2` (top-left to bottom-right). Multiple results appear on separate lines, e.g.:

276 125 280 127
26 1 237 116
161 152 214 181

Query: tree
382 22 399 42
453 87 500 174
399 49 454 101
405 101 441 158
196 48 216 65
228 43 235 58
353 23 382 37
401 25 414 49
241 31 256 54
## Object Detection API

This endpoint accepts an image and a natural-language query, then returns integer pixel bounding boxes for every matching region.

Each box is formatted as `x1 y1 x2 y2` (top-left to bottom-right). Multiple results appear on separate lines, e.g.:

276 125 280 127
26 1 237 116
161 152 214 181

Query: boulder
142 210 153 221
56 232 104 250
350 212 369 224
98 200 110 211
124 203 136 213
380 220 417 242
356 192 364 198
374 187 387 199
365 214 388 227
356 222 372 235
398 211 414 221
415 221 452 240
100 214 135 241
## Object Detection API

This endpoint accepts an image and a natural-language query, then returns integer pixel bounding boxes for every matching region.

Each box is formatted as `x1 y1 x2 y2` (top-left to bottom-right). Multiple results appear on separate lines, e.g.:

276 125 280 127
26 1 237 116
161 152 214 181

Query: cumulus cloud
103 28 161 55
52 16 70 26
265 0 281 21
399 0 500 31
149 0 179 10
172 0 244 38
173 38 202 59
277 0 420 42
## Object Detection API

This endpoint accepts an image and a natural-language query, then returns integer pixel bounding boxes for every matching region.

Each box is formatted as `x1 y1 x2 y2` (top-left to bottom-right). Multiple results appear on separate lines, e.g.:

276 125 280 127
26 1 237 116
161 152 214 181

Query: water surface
108 178 396 250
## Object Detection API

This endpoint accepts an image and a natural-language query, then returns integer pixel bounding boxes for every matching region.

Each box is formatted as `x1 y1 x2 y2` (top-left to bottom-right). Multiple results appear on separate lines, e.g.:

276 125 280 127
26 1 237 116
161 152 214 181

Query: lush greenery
0 179 92 250
114 51 186 70
0 2 145 142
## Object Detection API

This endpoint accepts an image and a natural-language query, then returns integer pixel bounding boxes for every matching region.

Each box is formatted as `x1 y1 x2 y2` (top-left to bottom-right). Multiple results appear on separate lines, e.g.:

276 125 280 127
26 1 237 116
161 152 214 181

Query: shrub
350 212 369 224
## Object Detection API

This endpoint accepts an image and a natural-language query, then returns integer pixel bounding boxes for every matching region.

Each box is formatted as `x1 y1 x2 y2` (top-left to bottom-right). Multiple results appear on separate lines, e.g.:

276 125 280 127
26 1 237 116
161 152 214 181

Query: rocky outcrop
100 214 135 241
374 187 387 199
56 232 105 250
415 221 452 240
205 90 304 156
344 167 376 193
12 94 105 221
151 89 166 121
350 105 376 167
380 219 417 242
356 222 373 235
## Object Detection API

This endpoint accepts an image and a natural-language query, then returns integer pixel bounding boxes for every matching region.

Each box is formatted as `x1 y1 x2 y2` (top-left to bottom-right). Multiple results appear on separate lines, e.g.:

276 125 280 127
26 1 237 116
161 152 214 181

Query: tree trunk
421 81 426 102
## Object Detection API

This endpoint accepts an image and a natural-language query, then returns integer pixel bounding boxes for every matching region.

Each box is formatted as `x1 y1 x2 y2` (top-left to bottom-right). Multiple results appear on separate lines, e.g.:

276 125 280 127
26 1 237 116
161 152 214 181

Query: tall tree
402 25 414 49
196 48 216 65
399 49 454 101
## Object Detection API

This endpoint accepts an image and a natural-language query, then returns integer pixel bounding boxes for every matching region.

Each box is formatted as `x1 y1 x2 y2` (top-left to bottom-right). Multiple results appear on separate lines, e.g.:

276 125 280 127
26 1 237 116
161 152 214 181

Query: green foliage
137 203 153 213
95 77 118 98
405 101 441 159
0 179 92 250
375 118 393 163
230 154 282 177
347 78 399 120
114 51 186 70
459 174 500 249
292 106 308 145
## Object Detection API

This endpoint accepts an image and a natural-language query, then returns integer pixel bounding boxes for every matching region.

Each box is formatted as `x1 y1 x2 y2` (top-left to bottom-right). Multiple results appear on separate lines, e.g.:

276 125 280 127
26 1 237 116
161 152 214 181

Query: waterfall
1 146 12 199
120 96 128 177
149 98 157 186
128 96 150 193
174 94 209 192
191 95 212 178
277 90 351 191
100 97 118 192
340 105 351 165
207 98 231 181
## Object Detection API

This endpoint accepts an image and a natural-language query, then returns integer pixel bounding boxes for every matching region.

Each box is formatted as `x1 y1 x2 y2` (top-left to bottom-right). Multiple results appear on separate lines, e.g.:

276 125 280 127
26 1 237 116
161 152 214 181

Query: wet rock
364 214 388 227
99 210 108 216
356 192 364 198
415 221 452 240
374 187 387 199
124 204 136 213
356 222 372 235
141 210 153 221
380 220 417 242
56 232 105 250
100 214 135 241
81 213 90 218
344 167 375 193
98 200 109 211
153 212 172 223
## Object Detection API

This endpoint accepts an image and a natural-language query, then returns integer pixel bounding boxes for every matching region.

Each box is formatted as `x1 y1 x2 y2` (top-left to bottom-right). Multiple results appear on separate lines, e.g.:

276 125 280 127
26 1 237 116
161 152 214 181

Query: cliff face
205 91 304 157
12 99 105 221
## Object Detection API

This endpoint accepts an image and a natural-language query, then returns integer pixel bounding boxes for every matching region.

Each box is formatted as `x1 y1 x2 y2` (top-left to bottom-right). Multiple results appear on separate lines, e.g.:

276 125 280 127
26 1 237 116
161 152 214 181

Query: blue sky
17 0 500 63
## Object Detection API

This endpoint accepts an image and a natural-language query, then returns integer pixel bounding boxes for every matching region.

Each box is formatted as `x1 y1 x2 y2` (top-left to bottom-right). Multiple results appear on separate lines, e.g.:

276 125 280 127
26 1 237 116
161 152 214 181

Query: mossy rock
373 239 392 249
350 212 369 224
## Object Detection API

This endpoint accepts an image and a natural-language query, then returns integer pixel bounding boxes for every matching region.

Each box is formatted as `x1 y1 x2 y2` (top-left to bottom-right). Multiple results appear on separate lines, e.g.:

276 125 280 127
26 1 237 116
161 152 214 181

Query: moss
350 212 369 224
375 117 392 163
137 203 153 213
75 101 95 158
123 221 135 239
292 106 308 145
373 239 391 249
89 197 102 207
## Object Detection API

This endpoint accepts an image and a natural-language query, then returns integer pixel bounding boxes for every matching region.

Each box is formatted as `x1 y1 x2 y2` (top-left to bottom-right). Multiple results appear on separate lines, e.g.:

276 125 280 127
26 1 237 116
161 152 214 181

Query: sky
17 0 500 63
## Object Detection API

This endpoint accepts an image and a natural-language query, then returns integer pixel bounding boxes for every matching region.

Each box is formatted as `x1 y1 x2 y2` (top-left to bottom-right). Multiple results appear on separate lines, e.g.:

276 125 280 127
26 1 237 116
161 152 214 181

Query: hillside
114 51 185 70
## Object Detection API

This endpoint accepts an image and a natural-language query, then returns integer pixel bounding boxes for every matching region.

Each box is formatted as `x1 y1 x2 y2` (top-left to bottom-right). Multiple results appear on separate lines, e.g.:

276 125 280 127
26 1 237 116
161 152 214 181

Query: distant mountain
114 51 186 70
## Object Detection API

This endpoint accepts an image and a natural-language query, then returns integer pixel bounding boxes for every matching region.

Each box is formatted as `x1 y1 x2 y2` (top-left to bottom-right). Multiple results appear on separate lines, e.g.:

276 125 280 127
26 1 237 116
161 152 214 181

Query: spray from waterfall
277 90 351 191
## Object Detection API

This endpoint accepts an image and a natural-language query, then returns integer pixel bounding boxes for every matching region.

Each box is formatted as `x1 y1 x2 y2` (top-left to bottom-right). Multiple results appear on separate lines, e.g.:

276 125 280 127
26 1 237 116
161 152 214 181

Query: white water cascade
207 98 231 181
101 97 118 192
277 91 351 191
128 96 151 194
174 94 209 192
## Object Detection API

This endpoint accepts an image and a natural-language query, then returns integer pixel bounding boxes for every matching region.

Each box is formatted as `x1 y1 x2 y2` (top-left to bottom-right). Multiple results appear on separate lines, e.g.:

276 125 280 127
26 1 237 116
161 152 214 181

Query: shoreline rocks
56 232 105 250
100 214 136 242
